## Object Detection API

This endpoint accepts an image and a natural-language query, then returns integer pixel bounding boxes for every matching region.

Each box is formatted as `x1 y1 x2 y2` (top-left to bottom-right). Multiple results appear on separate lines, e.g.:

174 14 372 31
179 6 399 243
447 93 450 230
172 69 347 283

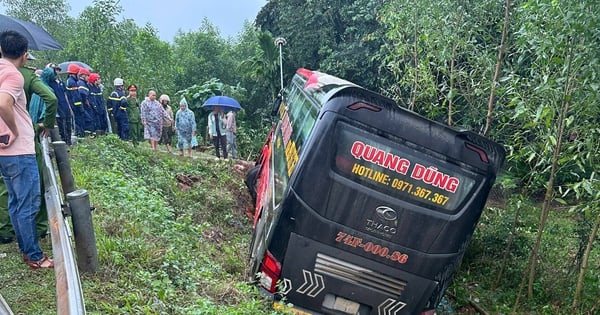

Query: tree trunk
483 0 510 136
572 211 600 309
513 40 576 312
410 3 418 111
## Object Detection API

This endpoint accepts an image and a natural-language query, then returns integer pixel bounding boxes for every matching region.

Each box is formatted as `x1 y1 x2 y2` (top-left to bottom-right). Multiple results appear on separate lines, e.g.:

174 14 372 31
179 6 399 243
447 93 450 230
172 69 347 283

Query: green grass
0 135 284 315
1 135 598 314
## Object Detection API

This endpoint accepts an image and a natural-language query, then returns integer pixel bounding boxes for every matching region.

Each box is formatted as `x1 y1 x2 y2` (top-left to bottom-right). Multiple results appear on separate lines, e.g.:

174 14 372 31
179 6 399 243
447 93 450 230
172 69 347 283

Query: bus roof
295 68 360 106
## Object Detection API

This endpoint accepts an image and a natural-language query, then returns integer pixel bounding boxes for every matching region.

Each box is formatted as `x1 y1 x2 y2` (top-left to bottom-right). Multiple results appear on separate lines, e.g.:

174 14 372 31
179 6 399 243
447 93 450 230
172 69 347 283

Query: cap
113 78 124 86
26 52 35 60
89 73 100 83
78 68 91 76
127 84 137 91
159 94 170 102
46 63 61 71
67 64 80 74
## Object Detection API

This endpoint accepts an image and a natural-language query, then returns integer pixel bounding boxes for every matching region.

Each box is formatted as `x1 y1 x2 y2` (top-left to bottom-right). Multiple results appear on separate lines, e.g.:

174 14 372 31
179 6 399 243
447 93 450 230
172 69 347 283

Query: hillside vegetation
0 136 598 314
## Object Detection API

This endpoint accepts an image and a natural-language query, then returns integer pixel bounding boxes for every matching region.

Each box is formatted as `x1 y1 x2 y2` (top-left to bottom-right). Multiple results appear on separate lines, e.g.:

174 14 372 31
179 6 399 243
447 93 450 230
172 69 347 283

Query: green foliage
64 136 281 314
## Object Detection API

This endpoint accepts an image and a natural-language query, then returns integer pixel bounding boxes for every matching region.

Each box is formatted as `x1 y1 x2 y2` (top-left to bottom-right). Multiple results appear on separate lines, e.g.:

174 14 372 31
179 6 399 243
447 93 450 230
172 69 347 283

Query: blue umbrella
0 14 62 50
202 95 242 111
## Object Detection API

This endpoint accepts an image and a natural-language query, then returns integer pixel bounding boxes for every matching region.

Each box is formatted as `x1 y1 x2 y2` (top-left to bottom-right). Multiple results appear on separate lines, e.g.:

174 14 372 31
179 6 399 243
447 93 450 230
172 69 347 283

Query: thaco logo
365 206 398 238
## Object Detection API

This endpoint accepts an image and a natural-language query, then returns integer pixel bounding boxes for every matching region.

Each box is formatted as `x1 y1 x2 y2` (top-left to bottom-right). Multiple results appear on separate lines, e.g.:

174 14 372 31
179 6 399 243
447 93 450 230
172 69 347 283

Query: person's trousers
226 131 237 159
129 122 142 145
0 141 47 241
0 154 44 261
213 135 227 158
57 115 72 145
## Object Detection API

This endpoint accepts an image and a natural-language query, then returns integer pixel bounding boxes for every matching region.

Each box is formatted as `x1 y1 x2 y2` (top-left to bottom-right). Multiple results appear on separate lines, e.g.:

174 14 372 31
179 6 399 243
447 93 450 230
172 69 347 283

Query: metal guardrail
0 293 14 315
40 137 86 314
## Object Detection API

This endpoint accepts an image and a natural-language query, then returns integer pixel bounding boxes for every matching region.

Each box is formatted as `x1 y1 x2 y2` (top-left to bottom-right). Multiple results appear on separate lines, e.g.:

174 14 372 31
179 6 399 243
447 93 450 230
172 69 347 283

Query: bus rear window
333 123 478 213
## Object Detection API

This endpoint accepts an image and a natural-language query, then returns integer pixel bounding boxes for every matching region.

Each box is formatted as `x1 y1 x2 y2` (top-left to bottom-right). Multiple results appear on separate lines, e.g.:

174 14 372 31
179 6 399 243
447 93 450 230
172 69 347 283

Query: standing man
158 94 174 153
65 64 84 137
108 78 129 140
77 68 95 136
225 110 237 159
45 63 72 145
0 30 53 269
88 73 108 134
126 84 142 145
140 90 165 151
207 106 227 159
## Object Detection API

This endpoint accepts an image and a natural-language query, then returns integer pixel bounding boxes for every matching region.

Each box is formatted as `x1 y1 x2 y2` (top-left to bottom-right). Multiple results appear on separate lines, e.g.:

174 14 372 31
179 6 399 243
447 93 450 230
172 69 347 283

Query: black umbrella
57 61 93 74
0 14 62 50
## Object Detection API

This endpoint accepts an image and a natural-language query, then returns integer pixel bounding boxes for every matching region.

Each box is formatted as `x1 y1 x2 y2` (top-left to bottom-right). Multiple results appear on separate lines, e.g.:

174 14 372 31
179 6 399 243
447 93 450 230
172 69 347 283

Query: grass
0 135 283 315
1 135 598 314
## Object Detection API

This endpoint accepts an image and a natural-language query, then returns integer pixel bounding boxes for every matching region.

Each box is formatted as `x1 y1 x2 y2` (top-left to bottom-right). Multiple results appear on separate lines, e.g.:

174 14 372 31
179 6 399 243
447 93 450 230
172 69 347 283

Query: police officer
66 64 85 137
126 84 142 145
108 78 130 140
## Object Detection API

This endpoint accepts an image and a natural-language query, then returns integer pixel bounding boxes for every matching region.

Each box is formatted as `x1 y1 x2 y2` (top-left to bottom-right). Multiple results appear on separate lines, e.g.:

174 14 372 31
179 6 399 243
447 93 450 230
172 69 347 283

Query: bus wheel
247 209 267 282
245 165 260 205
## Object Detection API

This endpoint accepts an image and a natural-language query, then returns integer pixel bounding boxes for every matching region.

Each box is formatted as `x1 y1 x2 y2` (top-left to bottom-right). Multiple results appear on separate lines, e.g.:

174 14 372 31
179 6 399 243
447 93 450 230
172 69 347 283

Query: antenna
274 37 287 94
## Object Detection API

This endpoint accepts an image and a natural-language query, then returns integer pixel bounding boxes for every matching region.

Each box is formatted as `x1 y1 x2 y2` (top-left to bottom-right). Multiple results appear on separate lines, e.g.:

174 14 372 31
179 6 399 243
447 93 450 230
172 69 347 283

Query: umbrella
57 61 93 74
202 95 242 111
0 14 62 50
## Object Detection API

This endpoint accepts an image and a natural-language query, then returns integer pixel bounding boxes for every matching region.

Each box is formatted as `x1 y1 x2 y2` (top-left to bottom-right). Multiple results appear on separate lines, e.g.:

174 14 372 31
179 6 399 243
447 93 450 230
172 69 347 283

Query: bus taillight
259 250 281 293
347 102 382 112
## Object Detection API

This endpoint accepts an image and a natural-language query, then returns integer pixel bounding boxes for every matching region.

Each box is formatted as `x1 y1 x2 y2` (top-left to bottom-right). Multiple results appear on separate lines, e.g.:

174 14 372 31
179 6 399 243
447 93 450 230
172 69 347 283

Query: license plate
273 302 313 315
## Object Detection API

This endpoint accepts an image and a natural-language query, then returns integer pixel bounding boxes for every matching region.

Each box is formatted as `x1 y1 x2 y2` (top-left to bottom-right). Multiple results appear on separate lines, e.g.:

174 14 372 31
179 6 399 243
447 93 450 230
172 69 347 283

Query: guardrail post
52 141 76 211
67 190 99 273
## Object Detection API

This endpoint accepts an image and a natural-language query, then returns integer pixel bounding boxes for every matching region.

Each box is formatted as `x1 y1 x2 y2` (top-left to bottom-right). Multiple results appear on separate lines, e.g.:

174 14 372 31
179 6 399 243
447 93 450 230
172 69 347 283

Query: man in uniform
108 78 129 140
65 64 85 137
126 84 142 145
45 63 72 145
88 73 108 134
77 68 95 136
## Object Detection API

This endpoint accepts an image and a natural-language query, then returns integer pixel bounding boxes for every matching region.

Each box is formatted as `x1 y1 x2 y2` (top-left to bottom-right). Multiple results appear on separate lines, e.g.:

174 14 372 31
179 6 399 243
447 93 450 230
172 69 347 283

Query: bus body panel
250 68 506 314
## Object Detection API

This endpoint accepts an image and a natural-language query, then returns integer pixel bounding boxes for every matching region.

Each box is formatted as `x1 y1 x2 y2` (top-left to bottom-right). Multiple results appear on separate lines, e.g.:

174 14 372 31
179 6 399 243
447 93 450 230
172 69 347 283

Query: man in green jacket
126 84 142 145
0 62 58 243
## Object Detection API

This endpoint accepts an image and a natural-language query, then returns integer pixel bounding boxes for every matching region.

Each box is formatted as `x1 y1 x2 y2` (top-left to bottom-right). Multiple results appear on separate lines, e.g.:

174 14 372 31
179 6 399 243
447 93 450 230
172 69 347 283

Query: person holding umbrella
207 105 228 159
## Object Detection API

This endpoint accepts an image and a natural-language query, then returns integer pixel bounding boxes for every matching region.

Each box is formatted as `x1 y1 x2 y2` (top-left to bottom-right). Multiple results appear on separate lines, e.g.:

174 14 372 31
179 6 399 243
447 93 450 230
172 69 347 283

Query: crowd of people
0 30 239 271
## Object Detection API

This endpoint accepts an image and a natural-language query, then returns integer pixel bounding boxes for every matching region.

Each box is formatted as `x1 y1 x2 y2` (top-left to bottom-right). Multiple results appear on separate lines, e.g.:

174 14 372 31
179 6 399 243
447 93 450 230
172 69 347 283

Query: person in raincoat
175 97 196 157
140 90 165 151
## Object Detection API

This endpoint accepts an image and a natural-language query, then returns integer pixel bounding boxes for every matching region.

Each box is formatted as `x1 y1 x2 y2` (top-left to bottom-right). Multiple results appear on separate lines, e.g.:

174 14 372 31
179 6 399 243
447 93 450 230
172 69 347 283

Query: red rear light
347 102 382 112
259 250 281 293
465 143 489 163
420 310 436 315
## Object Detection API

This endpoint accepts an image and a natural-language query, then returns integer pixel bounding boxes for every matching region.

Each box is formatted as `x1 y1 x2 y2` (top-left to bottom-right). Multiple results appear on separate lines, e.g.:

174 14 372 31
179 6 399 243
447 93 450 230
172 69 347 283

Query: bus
245 68 505 315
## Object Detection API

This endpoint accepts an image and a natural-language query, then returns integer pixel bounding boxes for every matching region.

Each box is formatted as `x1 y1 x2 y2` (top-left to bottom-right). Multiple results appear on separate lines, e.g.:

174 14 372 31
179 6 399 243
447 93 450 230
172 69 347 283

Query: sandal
28 255 54 270
22 253 29 262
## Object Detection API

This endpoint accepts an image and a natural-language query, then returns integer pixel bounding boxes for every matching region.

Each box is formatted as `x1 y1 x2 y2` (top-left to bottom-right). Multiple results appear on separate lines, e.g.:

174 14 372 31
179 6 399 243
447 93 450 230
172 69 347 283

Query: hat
78 68 91 76
127 84 137 91
89 73 100 83
159 94 170 102
67 64 80 74
179 97 188 106
46 63 61 71
26 52 35 60
113 78 124 86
